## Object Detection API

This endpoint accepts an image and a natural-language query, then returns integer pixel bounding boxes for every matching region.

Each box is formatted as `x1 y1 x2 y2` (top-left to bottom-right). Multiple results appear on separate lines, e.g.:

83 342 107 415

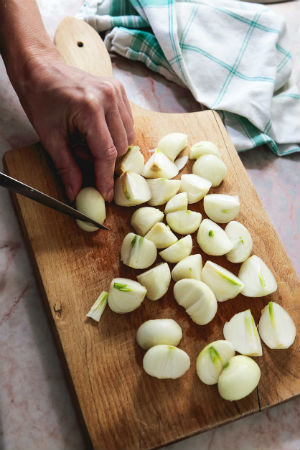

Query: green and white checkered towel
79 0 300 155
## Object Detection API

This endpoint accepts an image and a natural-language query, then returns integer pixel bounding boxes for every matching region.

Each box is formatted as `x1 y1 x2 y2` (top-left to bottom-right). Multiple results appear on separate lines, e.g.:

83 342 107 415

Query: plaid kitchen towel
79 0 300 155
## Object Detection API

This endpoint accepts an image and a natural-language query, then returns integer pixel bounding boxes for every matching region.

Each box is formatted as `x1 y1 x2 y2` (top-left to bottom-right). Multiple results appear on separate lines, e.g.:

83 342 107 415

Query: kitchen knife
0 171 108 230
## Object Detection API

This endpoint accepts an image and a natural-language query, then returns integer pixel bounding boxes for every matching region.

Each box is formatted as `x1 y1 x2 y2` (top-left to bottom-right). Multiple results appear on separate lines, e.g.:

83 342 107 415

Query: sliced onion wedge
174 155 188 171
159 235 192 263
143 345 190 379
238 255 277 297
136 319 182 349
218 355 261 401
202 260 244 302
75 187 106 232
166 210 202 235
157 133 188 161
142 150 179 178
131 206 164 236
145 222 178 248
108 278 146 313
86 291 108 322
147 178 181 206
114 171 151 206
165 192 188 213
189 141 221 159
258 301 296 349
121 232 157 269
174 279 217 325
204 194 240 223
223 309 262 356
192 155 227 187
115 145 144 175
181 174 212 204
197 218 233 256
225 221 253 263
137 263 171 300
196 340 235 385
171 254 202 281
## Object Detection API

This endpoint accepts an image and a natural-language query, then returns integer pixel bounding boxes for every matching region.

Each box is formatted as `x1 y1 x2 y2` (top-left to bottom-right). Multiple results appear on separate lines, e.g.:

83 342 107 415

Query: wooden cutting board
3 17 300 450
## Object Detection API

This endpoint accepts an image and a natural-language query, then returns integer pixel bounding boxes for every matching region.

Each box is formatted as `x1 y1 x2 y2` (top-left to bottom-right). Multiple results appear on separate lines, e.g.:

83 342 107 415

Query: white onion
75 187 106 232
136 319 182 349
143 345 190 379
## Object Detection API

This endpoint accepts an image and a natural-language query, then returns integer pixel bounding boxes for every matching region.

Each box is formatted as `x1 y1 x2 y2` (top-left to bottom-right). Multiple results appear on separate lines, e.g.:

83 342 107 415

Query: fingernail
105 188 114 202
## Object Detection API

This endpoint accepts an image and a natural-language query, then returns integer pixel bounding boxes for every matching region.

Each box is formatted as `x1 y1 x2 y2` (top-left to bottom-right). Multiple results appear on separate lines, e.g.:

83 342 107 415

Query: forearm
0 0 61 92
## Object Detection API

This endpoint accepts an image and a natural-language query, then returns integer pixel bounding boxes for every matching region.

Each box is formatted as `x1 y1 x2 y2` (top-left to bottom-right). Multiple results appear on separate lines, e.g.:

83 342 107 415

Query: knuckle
104 146 118 161
127 129 136 144
103 82 115 100
83 90 99 113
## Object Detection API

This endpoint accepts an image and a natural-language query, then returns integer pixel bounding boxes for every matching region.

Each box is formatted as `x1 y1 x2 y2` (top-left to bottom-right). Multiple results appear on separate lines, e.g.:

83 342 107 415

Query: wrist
8 44 63 97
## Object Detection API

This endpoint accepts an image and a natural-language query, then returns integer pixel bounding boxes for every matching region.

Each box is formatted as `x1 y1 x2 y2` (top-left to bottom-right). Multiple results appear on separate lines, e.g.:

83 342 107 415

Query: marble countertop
0 1 299 449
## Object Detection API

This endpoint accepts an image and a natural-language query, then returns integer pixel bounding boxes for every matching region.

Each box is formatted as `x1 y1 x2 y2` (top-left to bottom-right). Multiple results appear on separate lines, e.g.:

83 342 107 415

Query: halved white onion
121 232 157 269
147 178 181 206
192 154 227 187
181 174 212 204
131 207 164 236
171 254 202 281
142 150 179 178
197 218 233 256
115 145 144 175
238 255 277 297
204 194 240 223
137 263 171 300
189 141 221 159
166 210 202 235
202 260 244 302
165 192 188 213
174 279 217 325
75 187 106 232
108 278 146 313
258 302 296 349
223 309 262 356
114 171 151 207
157 133 188 161
225 221 253 263
196 340 235 385
159 235 193 263
136 319 182 349
143 345 190 379
217 355 261 401
145 222 178 248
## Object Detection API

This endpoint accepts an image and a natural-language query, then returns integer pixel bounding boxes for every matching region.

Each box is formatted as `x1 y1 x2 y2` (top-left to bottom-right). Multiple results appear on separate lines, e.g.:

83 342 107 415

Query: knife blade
0 171 109 230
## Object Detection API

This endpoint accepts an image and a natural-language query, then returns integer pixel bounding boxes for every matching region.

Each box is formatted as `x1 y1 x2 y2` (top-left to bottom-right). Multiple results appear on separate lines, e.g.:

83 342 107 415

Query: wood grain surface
3 17 300 450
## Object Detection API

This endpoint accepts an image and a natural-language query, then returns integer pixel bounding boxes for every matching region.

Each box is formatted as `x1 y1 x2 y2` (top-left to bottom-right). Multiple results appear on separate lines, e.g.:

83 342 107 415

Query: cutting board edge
2 157 94 450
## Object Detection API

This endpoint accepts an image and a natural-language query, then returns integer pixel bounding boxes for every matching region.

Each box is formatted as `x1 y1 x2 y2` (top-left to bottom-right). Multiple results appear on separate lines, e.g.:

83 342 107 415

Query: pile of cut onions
78 133 296 402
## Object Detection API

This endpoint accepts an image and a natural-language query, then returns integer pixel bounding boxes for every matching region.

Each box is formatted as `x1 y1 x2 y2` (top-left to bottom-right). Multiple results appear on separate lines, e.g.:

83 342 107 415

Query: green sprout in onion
216 269 242 286
269 301 275 327
113 283 132 292
258 270 266 289
209 346 223 370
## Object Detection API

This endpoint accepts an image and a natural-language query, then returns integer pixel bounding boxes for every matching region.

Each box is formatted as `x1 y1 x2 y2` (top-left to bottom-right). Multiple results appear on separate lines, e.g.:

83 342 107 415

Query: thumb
47 139 82 202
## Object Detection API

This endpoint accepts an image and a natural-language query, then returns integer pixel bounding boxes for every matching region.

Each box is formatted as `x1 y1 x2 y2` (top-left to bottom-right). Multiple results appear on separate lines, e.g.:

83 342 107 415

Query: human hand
16 58 135 202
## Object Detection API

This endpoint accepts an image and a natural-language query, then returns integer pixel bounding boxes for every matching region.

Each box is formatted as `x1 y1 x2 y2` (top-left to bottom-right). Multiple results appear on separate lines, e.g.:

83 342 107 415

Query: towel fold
79 0 300 155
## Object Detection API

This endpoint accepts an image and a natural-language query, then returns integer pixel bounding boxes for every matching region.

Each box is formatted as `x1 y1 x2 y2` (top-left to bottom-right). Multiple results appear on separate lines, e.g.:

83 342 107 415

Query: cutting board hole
77 41 84 48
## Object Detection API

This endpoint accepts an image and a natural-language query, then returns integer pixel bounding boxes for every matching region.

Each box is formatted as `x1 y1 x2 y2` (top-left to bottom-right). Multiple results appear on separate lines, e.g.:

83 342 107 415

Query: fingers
114 81 135 146
85 112 117 202
48 138 82 202
105 107 128 158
